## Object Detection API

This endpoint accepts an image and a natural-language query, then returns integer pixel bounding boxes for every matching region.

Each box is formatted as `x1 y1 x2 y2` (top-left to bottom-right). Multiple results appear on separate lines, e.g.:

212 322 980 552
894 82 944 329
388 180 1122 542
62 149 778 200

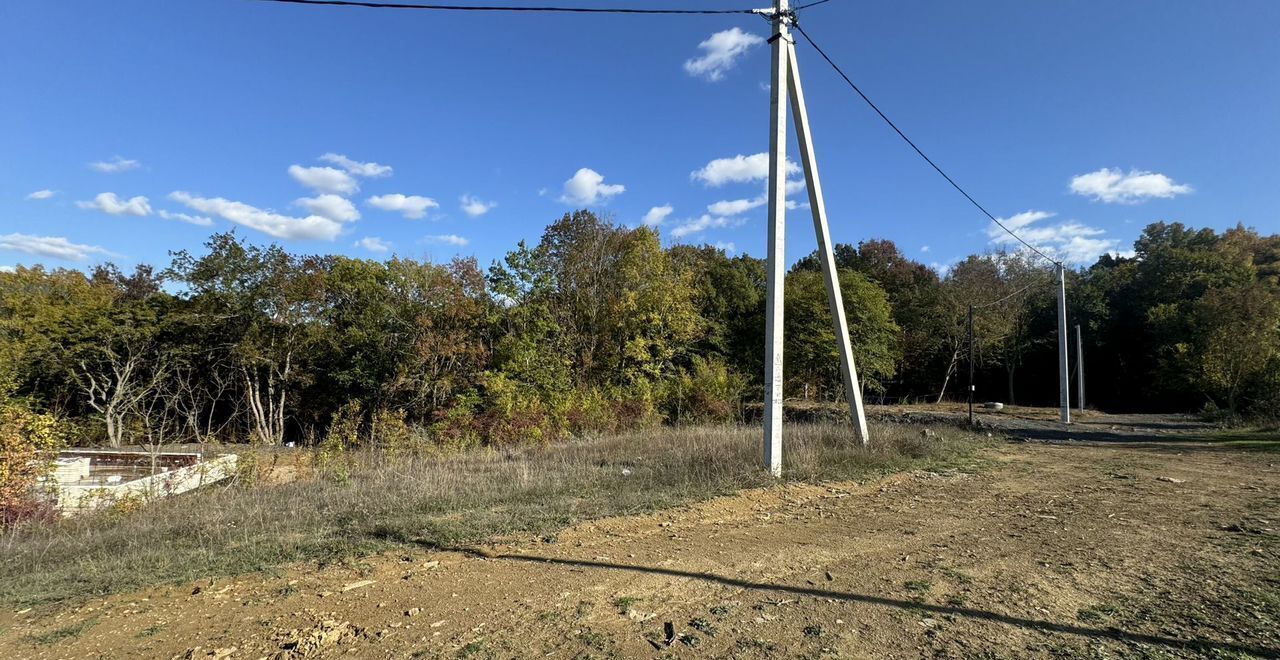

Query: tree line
1 212 1277 452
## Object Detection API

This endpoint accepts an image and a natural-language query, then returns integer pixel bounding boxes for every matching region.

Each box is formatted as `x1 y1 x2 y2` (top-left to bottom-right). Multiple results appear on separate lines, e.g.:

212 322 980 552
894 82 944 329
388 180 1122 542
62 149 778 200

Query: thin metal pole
1075 323 1085 412
785 38 869 445
762 0 790 477
967 305 974 427
1056 264 1071 424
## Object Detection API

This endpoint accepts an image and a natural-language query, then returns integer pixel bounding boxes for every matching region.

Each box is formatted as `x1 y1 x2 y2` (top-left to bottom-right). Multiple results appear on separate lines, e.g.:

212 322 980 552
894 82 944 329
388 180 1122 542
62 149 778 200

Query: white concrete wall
57 454 239 515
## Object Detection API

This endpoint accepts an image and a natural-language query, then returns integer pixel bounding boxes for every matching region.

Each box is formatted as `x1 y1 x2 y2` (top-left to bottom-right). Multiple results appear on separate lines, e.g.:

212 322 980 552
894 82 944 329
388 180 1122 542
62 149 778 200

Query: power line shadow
430 546 1275 658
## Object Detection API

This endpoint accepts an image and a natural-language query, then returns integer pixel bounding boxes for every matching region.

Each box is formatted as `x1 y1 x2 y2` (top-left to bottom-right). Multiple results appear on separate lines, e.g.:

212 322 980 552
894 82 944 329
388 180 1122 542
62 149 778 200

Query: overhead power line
792 24 1060 267
262 0 1048 267
972 280 1040 309
256 0 757 14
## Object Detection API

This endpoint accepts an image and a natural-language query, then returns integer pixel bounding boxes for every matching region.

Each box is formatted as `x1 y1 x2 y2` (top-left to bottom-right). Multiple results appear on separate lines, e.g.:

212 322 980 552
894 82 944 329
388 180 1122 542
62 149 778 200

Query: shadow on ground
436 547 1277 658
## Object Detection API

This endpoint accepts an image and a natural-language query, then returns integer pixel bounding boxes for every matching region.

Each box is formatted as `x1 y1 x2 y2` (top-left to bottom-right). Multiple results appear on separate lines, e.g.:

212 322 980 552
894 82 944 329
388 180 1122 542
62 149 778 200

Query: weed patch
1077 603 1121 623
28 616 99 645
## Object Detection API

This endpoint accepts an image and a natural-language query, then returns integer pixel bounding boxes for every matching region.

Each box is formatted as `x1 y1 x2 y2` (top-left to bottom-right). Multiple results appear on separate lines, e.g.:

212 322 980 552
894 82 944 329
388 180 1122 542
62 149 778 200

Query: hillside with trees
1 213 1277 460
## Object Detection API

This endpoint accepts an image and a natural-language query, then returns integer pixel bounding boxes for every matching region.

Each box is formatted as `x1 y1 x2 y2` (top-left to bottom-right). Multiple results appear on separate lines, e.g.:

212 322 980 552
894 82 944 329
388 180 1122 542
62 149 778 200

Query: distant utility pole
967 305 975 427
1056 264 1071 424
1075 324 1085 412
761 0 870 477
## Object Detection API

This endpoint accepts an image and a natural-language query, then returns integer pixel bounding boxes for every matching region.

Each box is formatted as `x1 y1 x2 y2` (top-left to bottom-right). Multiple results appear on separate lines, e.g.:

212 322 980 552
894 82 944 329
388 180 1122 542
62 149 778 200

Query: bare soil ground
2 413 1277 659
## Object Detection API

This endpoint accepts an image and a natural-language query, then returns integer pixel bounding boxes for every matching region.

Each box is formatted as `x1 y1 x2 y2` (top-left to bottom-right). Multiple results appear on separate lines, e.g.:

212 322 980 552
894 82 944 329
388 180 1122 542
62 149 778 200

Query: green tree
1185 284 1280 417
168 233 327 444
669 245 766 386
784 269 900 397
794 240 942 399
490 211 700 391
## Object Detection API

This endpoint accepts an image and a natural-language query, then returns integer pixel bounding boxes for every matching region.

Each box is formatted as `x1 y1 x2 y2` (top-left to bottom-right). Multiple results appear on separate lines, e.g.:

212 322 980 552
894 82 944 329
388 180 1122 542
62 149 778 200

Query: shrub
469 372 560 446
612 394 657 430
561 388 616 437
316 401 361 482
661 356 747 425
0 381 64 529
369 407 418 456
427 390 485 451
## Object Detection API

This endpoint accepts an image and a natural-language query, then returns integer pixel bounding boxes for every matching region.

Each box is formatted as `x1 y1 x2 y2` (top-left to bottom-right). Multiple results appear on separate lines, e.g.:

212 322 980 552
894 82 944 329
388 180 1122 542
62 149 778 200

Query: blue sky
2 0 1277 274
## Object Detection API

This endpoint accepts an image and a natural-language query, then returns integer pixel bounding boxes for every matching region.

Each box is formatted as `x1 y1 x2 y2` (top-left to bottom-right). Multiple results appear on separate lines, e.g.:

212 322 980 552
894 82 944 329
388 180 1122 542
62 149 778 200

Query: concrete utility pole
761 0 790 477
1056 263 1071 424
762 0 871 476
1075 324 1085 412
967 305 975 427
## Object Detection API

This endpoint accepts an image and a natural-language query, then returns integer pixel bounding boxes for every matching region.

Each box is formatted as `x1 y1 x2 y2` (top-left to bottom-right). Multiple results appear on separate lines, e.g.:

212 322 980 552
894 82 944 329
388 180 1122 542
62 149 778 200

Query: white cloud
288 165 358 195
692 152 800 187
76 192 152 217
295 194 361 222
423 234 469 247
671 214 733 239
641 204 674 227
156 209 214 227
707 191 804 217
170 191 344 241
684 27 764 82
367 193 439 220
715 241 737 254
921 245 931 253
991 210 1057 234
26 190 55 200
1069 167 1192 204
708 196 765 217
930 260 960 277
459 195 497 218
319 153 393 178
0 233 111 261
559 168 625 205
0 266 13 273
987 210 1122 264
89 156 140 173
355 236 391 253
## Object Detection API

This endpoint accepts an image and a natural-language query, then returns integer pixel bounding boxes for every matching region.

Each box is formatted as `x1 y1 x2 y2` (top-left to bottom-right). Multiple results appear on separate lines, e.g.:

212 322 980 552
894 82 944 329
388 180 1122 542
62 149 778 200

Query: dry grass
0 422 988 607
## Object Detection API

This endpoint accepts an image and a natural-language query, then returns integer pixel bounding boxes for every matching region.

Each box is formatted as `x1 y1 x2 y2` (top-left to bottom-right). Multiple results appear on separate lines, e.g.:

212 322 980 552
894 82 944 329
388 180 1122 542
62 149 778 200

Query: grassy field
0 422 987 607
1185 428 1280 452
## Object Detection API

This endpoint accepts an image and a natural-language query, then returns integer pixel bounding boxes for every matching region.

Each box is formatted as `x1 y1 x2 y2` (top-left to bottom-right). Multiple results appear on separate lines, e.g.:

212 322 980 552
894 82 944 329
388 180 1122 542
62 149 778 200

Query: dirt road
3 438 1277 659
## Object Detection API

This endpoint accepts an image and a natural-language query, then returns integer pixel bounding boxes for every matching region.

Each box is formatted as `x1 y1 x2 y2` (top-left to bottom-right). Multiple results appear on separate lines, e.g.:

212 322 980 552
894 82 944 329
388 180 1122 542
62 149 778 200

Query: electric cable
972 280 1041 309
256 0 757 15
793 23 1061 267
262 0 1054 269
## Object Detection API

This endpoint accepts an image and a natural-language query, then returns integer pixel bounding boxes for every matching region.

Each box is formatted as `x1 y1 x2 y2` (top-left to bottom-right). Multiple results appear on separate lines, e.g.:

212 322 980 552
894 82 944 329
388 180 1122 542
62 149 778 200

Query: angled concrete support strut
1075 324 1085 412
1056 264 1071 424
786 39 870 444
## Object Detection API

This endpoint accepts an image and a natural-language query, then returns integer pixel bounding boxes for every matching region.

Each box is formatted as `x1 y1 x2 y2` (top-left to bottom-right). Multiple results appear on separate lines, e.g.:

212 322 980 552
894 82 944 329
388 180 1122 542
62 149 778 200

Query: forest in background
1 212 1278 459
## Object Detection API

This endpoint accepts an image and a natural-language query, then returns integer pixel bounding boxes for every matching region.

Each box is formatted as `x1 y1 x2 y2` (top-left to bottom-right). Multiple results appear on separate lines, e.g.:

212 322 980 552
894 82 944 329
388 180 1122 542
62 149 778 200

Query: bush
468 372 561 446
428 391 486 451
661 357 747 425
561 388 616 437
369 407 419 456
0 383 64 529
316 401 361 482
